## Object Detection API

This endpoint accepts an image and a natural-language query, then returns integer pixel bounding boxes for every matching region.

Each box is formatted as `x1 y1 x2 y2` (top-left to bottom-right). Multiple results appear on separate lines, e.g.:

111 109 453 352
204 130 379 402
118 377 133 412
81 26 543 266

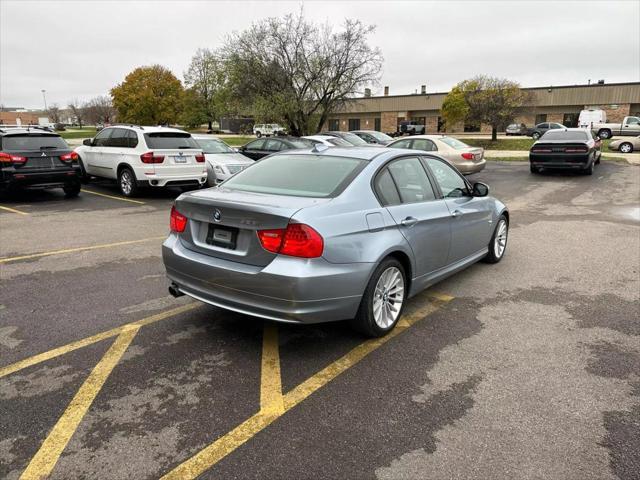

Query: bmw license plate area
206 224 238 250
173 156 187 163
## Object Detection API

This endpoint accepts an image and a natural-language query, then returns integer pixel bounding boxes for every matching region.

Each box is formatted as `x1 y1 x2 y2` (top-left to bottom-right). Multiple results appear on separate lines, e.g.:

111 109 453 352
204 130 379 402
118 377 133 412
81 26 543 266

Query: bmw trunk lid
174 187 330 267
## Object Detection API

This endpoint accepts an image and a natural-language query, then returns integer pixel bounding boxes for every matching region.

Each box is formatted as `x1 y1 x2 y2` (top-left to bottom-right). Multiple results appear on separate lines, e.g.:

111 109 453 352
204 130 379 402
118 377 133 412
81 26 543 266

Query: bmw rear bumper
162 234 372 324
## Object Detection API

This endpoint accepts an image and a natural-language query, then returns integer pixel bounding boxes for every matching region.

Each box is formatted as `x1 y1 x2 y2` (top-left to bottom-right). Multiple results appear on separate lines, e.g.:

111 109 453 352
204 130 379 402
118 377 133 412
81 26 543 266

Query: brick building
328 82 640 134
0 111 42 126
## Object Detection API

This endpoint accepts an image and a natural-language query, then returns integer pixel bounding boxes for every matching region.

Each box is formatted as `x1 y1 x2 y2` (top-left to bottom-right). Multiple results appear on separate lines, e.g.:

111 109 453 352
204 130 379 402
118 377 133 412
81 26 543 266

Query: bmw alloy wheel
494 219 508 259
120 170 133 195
372 266 405 329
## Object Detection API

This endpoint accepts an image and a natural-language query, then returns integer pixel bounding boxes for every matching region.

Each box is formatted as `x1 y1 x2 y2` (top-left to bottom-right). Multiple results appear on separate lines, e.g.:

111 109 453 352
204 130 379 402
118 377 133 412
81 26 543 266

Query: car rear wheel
483 215 508 264
351 258 406 337
63 182 81 198
619 142 633 153
118 167 138 197
598 129 611 139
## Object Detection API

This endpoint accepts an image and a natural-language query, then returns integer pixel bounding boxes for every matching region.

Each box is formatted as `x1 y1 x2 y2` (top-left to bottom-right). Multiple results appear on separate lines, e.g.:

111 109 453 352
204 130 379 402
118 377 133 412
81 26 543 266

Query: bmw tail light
141 152 165 164
170 206 188 233
60 152 79 162
195 154 205 163
0 152 27 164
461 152 474 160
257 223 323 258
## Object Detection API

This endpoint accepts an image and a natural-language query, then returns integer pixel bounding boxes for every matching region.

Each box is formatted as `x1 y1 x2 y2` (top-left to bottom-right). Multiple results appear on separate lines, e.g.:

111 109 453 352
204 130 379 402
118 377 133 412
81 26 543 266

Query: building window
348 118 360 131
374 118 381 131
535 114 547 124
328 119 339 131
562 113 578 128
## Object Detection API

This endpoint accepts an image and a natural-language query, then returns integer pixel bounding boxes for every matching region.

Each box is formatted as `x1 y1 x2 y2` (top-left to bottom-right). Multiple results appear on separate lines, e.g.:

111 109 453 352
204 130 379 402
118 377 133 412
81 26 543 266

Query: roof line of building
355 81 640 100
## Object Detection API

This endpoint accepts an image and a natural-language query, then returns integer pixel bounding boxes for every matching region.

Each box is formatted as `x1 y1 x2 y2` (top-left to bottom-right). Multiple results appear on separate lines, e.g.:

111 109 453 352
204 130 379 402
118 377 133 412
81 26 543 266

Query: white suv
75 126 207 196
252 123 285 138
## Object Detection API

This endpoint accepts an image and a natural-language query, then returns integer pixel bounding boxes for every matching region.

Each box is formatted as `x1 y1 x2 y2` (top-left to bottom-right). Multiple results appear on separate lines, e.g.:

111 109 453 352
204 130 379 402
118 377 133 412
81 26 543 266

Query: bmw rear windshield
1 134 68 151
143 132 200 149
222 154 367 198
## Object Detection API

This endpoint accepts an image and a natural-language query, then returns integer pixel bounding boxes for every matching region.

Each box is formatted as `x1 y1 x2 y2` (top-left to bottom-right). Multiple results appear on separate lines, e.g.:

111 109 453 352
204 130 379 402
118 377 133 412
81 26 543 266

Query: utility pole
41 89 47 111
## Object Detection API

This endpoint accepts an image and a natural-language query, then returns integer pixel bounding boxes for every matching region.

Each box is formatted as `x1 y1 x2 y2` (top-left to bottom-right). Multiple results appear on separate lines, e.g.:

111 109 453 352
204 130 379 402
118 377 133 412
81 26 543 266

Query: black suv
0 127 81 197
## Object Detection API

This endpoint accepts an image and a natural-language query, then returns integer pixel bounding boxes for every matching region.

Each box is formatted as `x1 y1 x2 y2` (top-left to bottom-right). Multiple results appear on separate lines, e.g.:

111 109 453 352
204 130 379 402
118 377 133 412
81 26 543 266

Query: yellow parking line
0 236 165 264
0 205 29 215
259 325 284 415
0 303 200 379
80 189 145 205
161 293 453 480
20 327 140 480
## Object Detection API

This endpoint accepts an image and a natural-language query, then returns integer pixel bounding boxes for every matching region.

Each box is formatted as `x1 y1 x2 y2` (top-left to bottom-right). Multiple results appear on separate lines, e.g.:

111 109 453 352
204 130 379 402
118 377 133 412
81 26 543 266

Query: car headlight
213 164 227 174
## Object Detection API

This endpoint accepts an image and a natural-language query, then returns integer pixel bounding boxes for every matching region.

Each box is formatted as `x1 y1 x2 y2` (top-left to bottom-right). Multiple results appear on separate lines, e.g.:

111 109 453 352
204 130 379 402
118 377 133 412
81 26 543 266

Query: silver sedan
609 136 640 154
387 135 486 174
163 146 508 337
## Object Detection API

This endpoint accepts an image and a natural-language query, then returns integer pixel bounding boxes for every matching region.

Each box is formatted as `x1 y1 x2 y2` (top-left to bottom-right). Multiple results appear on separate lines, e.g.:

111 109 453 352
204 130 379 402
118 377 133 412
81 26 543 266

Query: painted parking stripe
0 236 165 264
20 327 140 480
0 303 200 379
161 292 453 480
80 189 145 204
0 205 29 215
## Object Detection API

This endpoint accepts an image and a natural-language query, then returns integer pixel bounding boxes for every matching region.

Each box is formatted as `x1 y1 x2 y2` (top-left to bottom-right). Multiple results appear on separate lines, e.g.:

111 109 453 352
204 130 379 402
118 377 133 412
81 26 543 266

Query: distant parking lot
1 162 639 479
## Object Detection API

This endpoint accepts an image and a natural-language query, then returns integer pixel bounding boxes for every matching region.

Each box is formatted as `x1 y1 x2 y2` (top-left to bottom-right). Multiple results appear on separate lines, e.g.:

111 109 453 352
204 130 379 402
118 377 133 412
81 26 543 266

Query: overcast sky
1 0 639 109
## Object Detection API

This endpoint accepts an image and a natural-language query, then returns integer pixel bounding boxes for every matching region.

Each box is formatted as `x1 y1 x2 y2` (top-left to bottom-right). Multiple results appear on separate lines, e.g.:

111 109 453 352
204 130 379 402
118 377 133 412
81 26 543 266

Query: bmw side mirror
472 182 489 197
83 138 92 146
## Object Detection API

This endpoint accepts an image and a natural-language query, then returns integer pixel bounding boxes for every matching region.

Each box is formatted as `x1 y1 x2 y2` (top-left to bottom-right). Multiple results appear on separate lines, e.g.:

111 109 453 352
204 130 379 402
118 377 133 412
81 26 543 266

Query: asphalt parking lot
1 162 639 480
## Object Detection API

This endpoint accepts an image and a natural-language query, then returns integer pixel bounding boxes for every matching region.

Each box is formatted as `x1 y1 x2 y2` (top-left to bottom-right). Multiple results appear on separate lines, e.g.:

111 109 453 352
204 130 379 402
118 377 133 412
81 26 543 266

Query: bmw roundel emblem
213 208 222 222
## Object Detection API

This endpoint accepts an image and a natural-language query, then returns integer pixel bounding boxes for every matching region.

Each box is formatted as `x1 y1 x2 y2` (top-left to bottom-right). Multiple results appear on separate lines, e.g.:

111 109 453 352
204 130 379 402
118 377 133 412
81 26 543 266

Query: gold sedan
609 136 640 154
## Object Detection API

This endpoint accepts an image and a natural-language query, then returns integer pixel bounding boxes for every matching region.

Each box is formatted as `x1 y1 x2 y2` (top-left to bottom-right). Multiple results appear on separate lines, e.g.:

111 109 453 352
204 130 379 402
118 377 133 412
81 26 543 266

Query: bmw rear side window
1 134 68 151
143 133 200 149
223 154 366 198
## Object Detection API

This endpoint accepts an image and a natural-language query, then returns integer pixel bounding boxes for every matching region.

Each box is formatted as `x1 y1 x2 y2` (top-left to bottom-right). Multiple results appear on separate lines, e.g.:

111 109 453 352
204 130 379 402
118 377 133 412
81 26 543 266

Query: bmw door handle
451 210 462 218
401 216 418 227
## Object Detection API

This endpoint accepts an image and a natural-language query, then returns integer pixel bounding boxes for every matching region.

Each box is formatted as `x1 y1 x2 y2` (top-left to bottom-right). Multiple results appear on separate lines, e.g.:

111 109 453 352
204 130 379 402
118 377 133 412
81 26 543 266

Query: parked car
302 135 353 147
252 124 286 138
591 116 640 139
609 135 640 154
238 136 313 161
505 123 528 136
0 126 81 197
528 122 565 140
529 128 601 175
396 120 425 136
163 147 508 337
320 131 381 147
192 135 253 187
75 126 207 197
351 130 394 145
578 108 607 129
387 135 486 175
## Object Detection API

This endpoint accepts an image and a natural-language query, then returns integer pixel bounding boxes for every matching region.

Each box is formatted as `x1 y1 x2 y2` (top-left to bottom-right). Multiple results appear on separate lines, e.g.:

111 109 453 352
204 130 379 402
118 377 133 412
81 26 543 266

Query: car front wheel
351 258 406 337
483 215 508 264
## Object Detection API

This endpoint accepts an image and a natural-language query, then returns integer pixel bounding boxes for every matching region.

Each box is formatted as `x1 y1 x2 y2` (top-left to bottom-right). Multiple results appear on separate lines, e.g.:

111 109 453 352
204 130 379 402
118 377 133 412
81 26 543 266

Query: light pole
41 89 47 111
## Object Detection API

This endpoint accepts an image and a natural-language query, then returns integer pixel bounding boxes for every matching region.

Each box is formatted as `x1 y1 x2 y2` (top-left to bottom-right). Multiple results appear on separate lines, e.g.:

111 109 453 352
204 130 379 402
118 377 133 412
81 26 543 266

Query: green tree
222 11 383 136
111 65 184 125
179 88 208 128
184 48 230 130
441 76 530 140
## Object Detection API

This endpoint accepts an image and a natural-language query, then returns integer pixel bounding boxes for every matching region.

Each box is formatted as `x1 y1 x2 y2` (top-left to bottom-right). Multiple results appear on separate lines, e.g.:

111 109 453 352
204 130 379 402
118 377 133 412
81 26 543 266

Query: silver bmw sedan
162 146 509 337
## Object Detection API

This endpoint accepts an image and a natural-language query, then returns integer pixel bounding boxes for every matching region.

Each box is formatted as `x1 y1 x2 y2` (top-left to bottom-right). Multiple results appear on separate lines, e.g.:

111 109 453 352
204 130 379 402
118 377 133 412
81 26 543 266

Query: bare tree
68 99 85 128
223 11 383 135
84 95 116 125
47 104 61 123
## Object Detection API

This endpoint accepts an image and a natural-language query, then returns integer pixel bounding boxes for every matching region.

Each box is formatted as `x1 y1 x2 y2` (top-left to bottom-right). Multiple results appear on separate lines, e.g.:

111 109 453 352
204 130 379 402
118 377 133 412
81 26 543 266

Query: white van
578 109 607 129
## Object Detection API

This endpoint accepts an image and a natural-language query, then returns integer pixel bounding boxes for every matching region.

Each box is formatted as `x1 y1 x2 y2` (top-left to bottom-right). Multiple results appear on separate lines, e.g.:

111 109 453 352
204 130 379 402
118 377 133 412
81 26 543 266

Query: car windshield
337 133 368 146
439 136 470 150
143 132 200 149
541 131 589 141
367 131 393 142
1 134 68 151
195 138 234 154
223 154 366 198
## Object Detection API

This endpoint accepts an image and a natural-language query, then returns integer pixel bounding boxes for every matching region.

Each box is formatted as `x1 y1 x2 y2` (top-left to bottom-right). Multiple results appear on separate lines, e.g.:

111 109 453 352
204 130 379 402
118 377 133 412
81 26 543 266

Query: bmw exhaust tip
168 283 184 298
